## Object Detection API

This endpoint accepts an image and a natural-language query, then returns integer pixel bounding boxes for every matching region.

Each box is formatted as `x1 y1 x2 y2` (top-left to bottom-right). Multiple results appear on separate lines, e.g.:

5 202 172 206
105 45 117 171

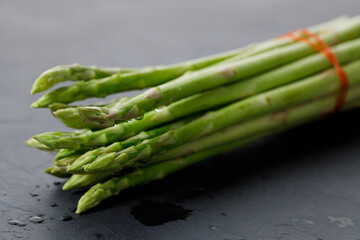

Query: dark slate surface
1 0 360 239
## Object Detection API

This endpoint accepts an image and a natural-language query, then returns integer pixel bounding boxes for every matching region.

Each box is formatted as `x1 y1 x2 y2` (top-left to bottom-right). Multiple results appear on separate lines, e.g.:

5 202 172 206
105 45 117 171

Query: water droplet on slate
29 192 39 197
60 216 73 222
50 203 58 207
29 216 44 224
53 181 61 186
130 199 192 226
8 219 27 227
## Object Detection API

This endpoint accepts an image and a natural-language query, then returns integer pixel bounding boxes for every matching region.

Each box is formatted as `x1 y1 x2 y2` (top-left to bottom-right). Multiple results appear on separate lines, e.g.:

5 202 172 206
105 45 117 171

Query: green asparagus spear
78 37 360 127
65 116 196 172
52 98 127 129
150 85 360 163
53 117 194 172
214 16 351 67
75 135 264 213
33 38 360 149
81 19 360 122
63 117 202 189
64 84 360 186
75 94 360 214
25 138 55 151
79 60 360 173
31 47 248 108
31 64 137 94
53 155 82 168
44 166 71 178
31 17 352 108
68 81 360 175
62 173 112 190
55 149 85 160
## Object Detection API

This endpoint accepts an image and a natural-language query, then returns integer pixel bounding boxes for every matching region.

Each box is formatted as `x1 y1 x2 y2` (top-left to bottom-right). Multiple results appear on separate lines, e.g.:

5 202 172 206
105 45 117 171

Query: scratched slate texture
1 0 360 239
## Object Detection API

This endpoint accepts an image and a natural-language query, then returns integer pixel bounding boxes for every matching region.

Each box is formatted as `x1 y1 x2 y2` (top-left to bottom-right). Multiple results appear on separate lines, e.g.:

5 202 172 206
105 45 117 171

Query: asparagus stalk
75 93 360 214
77 60 360 173
51 158 114 189
31 64 137 94
34 38 360 149
75 135 264 213
55 149 85 160
44 166 71 178
31 17 352 109
62 115 209 189
64 83 360 190
31 47 249 108
53 155 82 168
80 79 360 173
64 116 196 172
79 19 360 122
78 37 360 128
150 85 360 163
25 138 55 151
214 16 351 67
32 16 348 96
62 173 112 190
52 98 127 129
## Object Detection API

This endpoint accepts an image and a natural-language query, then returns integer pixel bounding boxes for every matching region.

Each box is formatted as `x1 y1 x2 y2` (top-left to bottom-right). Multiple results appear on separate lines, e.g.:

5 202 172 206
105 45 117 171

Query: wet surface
59 216 73 222
1 1 360 239
28 216 45 224
130 199 192 226
7 220 27 227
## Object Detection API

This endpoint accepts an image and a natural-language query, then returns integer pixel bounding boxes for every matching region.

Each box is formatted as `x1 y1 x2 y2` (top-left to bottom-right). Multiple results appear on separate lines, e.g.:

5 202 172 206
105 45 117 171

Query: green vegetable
75 90 360 213
62 173 112 190
81 19 360 122
65 116 195 172
31 48 246 108
31 64 137 94
79 37 360 128
25 138 55 151
33 37 360 149
31 17 351 108
74 60 360 173
75 135 264 213
26 16 360 215
44 166 71 178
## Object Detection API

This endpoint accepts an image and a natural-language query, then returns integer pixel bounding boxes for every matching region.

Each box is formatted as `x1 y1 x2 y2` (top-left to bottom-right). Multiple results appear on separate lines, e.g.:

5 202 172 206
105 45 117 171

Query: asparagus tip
67 155 96 174
78 107 114 128
76 184 104 214
30 102 39 108
62 182 72 191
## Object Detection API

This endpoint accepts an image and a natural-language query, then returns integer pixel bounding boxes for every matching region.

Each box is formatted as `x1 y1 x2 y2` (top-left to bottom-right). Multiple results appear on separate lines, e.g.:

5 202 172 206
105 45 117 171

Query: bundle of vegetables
27 16 360 214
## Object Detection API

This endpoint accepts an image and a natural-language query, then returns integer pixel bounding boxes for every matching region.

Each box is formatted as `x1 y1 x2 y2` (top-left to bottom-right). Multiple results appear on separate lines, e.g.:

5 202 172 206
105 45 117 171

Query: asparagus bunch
27 16 360 214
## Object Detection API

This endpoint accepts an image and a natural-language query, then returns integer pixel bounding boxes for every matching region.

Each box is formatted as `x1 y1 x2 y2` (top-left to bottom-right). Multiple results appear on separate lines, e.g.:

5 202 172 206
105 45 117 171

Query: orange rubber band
278 29 348 114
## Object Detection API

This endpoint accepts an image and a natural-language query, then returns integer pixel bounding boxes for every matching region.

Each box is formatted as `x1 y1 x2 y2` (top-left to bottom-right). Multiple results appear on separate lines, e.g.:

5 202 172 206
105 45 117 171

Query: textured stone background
1 1 360 239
